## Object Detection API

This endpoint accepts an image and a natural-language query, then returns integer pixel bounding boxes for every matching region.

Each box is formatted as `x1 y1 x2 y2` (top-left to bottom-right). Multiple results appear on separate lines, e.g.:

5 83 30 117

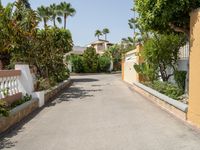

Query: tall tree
102 28 110 41
0 2 14 68
58 2 76 29
37 6 50 28
142 33 186 81
49 4 62 27
95 30 102 40
17 0 31 9
134 0 200 37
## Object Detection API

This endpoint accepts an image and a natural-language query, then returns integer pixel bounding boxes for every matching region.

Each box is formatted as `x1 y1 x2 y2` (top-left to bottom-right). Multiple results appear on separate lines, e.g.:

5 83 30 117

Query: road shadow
0 78 102 148
47 84 102 106
0 138 17 149
72 78 99 83
0 107 44 149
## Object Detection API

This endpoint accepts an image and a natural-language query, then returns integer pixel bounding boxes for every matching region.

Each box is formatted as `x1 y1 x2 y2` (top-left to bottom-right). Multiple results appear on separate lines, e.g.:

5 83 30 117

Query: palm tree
0 2 14 69
102 28 110 41
58 2 76 29
17 0 31 9
37 6 50 28
49 4 62 27
95 30 102 40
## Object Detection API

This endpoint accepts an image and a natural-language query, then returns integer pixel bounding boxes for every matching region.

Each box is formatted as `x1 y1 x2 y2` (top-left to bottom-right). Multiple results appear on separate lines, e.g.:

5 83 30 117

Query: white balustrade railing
0 70 21 99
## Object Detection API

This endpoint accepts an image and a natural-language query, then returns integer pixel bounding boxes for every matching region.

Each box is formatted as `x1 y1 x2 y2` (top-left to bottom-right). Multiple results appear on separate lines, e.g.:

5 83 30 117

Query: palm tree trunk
53 18 56 27
64 14 67 29
44 18 47 28
105 34 107 41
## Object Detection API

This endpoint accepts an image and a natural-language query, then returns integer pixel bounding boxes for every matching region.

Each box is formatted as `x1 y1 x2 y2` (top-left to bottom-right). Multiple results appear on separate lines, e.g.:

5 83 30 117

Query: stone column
188 9 200 127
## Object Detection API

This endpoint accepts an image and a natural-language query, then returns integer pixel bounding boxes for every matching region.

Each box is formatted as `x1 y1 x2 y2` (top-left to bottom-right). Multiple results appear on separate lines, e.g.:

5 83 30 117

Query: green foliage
0 2 15 68
102 28 110 40
0 100 9 117
128 17 150 44
0 94 32 117
17 0 31 9
104 45 122 71
82 47 99 73
36 78 54 91
144 81 184 100
70 50 112 73
37 5 51 28
49 4 62 27
120 38 136 56
58 2 76 29
11 94 32 108
142 33 186 81
0 1 73 89
37 2 76 29
70 55 84 73
174 70 187 91
33 28 72 84
134 63 157 82
98 56 111 72
134 0 200 35
95 30 102 40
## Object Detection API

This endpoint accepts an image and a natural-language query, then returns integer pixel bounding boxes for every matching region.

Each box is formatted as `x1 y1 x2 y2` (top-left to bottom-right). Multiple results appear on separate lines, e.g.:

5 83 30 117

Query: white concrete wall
15 64 34 96
178 59 189 71
124 50 137 84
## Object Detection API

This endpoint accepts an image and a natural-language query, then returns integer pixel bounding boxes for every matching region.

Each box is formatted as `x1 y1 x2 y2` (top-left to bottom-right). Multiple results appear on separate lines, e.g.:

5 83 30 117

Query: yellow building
88 40 113 55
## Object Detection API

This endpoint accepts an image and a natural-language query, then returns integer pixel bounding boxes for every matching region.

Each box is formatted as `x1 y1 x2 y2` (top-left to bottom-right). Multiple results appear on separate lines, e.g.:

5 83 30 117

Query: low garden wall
44 79 72 103
131 82 188 120
0 98 38 134
0 79 72 134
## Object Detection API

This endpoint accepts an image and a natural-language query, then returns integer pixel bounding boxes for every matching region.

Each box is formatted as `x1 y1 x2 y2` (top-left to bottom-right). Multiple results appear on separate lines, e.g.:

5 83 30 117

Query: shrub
36 78 56 91
134 63 157 82
11 94 32 108
70 55 84 73
0 94 32 117
174 70 187 91
142 33 186 81
98 56 111 72
144 80 184 100
82 47 99 73
0 100 9 117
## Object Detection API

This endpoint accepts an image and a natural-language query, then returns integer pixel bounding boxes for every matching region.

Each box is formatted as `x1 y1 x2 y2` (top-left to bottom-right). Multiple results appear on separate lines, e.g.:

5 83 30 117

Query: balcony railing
0 70 22 104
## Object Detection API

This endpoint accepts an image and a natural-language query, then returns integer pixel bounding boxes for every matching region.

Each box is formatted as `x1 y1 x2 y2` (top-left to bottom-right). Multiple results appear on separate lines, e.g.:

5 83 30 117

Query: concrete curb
133 82 188 112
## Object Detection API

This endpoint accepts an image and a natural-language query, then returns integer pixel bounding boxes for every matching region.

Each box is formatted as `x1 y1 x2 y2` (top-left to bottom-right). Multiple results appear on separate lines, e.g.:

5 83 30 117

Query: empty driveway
1 74 200 150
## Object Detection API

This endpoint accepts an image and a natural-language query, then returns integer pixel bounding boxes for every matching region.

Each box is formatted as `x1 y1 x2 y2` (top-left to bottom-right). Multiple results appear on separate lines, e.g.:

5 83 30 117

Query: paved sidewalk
1 74 200 150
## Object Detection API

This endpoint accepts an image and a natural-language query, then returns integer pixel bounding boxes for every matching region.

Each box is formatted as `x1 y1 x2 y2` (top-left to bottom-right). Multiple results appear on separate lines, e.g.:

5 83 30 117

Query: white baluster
0 77 3 99
11 76 16 95
5 77 9 97
1 77 6 98
15 76 19 93
8 76 12 96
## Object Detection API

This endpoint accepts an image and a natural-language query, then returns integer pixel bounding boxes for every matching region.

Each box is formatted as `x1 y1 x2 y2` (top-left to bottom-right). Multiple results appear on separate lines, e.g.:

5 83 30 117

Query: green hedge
70 55 84 73
98 56 111 72
70 47 111 73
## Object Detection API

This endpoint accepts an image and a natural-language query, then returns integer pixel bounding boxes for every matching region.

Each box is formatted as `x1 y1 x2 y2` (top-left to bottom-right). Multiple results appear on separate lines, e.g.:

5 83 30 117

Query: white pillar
15 64 34 95
109 59 113 72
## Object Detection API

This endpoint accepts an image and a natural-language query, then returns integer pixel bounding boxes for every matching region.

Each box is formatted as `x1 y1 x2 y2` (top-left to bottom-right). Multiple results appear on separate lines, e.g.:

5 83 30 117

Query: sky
2 0 134 46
